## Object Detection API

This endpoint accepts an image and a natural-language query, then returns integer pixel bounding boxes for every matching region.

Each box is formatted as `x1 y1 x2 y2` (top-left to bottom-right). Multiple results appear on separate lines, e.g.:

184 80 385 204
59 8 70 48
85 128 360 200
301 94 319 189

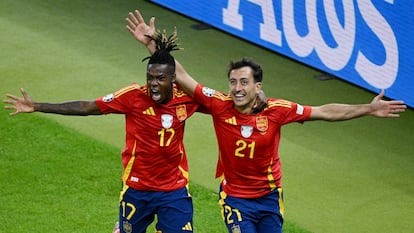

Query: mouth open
234 93 245 102
151 89 161 102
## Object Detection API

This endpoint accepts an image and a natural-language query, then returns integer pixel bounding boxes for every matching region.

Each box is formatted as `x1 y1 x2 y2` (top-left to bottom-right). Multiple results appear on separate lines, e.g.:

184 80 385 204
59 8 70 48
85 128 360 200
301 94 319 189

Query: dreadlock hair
142 28 181 74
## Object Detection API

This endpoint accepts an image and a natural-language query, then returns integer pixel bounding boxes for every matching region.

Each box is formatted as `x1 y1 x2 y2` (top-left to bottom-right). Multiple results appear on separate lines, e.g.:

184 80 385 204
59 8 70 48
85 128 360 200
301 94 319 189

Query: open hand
370 90 406 117
3 88 35 115
126 10 156 46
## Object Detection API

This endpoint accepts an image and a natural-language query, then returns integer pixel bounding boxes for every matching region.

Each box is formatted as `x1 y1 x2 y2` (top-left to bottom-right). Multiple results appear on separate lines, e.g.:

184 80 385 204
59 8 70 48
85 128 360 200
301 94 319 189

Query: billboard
150 0 414 108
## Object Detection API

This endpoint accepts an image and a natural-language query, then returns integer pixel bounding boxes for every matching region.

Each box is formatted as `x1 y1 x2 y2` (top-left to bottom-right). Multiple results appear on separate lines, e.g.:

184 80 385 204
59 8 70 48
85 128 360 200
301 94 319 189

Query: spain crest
176 104 187 121
256 116 268 132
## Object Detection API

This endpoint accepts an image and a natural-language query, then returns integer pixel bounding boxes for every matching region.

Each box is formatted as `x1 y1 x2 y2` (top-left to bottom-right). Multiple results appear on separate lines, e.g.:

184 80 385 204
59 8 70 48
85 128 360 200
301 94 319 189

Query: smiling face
228 66 262 114
146 63 176 104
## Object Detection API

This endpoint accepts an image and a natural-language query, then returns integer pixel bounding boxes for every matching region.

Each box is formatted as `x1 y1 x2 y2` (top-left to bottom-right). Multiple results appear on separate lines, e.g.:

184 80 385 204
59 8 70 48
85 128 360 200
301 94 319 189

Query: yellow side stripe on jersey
114 84 140 98
119 140 137 202
267 101 292 109
267 161 277 191
174 88 188 98
215 93 232 101
277 188 285 218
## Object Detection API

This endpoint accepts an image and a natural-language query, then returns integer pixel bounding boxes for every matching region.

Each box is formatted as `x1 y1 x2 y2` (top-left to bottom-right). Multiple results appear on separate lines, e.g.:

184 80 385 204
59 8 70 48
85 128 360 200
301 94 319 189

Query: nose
149 77 159 86
235 81 243 91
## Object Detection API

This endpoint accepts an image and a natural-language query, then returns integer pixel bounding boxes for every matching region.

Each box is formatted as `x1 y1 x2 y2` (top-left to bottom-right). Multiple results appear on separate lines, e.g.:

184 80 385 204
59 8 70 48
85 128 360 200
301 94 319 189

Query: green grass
1 0 414 232
0 111 311 233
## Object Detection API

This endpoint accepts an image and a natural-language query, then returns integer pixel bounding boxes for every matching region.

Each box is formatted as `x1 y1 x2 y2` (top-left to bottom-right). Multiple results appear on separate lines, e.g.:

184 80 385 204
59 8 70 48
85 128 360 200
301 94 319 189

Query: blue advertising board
150 0 413 107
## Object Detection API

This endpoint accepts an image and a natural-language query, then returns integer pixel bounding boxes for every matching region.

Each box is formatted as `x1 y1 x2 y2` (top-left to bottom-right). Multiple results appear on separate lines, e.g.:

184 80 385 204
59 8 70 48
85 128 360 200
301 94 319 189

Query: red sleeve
266 99 312 125
95 84 140 114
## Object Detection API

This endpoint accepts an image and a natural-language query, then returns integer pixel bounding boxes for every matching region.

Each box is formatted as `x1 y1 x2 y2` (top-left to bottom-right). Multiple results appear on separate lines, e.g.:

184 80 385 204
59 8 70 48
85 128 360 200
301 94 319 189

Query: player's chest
130 103 191 129
216 113 279 141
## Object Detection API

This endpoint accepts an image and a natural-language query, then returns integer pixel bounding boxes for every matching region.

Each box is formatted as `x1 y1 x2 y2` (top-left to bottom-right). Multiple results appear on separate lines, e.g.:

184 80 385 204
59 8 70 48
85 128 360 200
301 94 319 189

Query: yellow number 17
158 128 175 147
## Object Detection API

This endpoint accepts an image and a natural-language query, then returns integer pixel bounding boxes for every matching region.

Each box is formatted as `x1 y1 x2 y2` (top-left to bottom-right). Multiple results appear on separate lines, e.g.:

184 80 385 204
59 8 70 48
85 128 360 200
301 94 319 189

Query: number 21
235 140 255 159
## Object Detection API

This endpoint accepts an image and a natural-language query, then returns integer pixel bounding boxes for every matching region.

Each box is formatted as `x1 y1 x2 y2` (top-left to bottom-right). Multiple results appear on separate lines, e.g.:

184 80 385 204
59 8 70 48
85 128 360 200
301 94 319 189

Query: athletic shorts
119 186 193 233
218 185 284 233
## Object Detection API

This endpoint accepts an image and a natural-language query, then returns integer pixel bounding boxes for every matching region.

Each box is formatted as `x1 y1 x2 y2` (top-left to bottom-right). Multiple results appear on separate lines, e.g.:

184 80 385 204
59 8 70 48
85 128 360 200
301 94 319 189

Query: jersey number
222 205 242 224
235 140 255 159
158 128 175 147
121 201 136 220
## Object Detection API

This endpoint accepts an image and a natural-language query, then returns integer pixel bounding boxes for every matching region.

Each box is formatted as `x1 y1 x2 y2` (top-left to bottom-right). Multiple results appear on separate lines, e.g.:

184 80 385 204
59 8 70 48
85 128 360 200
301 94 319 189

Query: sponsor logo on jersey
181 222 193 231
143 107 156 116
202 87 215 97
256 116 268 132
102 93 114 102
176 104 187 121
241 125 253 138
161 114 173 129
225 116 237 125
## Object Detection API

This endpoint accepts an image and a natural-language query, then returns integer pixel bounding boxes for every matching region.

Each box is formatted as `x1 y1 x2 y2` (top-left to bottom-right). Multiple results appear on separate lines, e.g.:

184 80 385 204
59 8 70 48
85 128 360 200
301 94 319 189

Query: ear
171 73 176 83
255 82 262 93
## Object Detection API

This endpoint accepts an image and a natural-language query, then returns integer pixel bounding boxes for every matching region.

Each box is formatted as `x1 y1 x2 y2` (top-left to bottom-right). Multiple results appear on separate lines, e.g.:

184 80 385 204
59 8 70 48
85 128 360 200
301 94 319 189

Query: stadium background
1 0 413 232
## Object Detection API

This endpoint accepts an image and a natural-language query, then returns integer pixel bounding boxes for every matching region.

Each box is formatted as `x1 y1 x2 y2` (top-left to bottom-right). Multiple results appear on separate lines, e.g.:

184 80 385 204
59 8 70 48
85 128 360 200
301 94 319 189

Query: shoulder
112 83 143 97
197 85 232 101
266 98 295 109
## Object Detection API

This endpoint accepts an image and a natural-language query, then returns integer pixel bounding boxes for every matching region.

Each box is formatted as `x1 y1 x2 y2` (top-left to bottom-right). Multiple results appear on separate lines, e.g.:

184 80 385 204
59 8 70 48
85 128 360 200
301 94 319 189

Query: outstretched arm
3 88 101 116
309 90 406 121
125 9 198 96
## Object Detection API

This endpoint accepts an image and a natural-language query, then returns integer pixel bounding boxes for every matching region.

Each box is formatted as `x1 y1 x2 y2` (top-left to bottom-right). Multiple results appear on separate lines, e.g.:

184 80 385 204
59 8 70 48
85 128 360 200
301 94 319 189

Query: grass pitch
1 0 413 232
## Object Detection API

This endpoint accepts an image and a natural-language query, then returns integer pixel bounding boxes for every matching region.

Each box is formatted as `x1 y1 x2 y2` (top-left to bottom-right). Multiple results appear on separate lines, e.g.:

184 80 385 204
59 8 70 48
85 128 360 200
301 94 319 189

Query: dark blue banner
150 0 414 107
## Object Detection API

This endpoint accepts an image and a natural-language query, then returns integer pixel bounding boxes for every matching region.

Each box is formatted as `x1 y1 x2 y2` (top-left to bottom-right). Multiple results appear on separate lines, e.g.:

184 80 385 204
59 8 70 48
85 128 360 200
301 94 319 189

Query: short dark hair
143 29 180 74
227 57 263 83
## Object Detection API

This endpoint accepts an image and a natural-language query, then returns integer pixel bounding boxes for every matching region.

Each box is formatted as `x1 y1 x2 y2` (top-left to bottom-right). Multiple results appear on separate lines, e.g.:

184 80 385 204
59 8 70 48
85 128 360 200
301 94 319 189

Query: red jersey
96 83 203 192
193 84 312 198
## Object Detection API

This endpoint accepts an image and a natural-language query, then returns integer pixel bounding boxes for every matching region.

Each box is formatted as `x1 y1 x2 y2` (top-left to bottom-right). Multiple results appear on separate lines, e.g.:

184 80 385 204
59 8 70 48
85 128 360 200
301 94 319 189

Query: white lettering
355 0 398 89
283 0 355 71
223 0 243 30
247 0 282 45
223 0 282 45
222 0 398 88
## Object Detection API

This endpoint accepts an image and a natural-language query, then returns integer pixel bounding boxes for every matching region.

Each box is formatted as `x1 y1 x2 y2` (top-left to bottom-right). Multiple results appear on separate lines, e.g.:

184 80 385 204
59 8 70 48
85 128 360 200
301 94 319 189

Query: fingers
21 88 28 99
373 89 384 102
379 89 384 97
134 10 144 24
126 17 134 28
149 16 155 29
3 103 18 116
4 93 18 101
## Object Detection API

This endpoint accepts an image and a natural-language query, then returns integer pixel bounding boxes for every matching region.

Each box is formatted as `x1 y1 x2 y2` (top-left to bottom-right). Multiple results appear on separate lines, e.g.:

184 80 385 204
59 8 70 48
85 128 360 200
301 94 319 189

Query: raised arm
4 88 101 116
126 10 199 96
309 90 406 121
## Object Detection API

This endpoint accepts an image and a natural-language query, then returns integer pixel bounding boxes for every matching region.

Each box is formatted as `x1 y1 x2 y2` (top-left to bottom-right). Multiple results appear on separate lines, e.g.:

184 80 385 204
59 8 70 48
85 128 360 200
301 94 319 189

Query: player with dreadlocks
4 21 207 233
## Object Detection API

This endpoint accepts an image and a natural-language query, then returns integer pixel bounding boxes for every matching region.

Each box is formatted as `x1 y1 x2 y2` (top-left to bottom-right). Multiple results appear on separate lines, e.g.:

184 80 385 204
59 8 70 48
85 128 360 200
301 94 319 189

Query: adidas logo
143 107 155 116
225 116 237 125
181 222 193 231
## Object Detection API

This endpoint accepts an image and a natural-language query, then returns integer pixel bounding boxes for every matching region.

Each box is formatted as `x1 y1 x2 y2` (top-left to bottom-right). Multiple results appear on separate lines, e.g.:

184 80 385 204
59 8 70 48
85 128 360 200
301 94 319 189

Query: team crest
161 114 173 129
241 125 253 138
123 221 132 233
231 224 241 233
256 116 268 132
176 104 187 121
